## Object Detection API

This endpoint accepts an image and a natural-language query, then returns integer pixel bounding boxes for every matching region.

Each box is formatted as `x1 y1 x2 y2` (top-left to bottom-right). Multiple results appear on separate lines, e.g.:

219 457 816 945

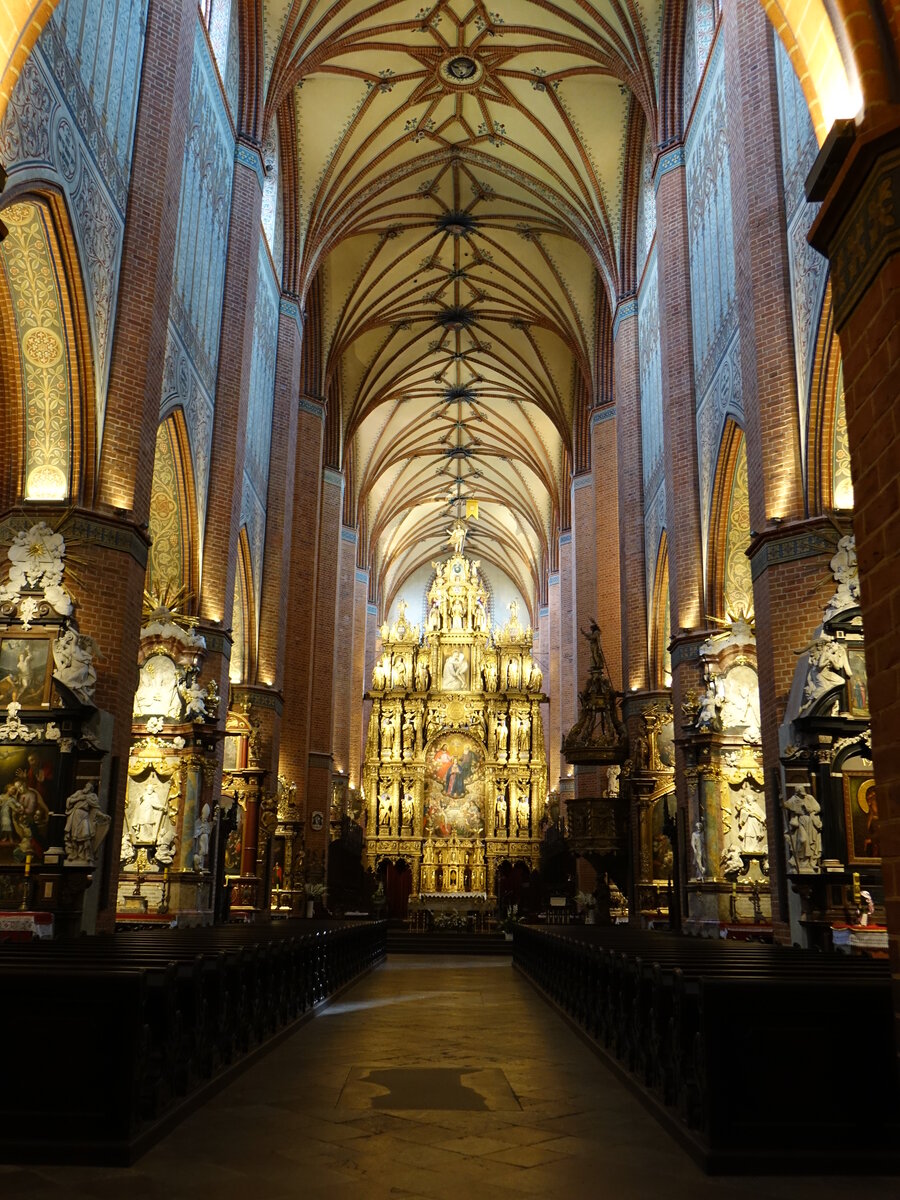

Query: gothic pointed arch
230 525 255 685
806 285 851 514
650 531 671 690
0 189 96 509
146 409 199 607
706 419 753 623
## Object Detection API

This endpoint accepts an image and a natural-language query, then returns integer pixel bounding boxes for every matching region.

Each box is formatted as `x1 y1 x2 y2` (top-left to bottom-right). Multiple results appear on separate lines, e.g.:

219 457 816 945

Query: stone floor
3 955 897 1199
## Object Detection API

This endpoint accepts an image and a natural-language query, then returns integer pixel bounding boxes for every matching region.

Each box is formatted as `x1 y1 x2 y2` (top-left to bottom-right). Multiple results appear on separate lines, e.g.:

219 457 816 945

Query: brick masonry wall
331 526 358 777
614 311 650 694
592 410 623 691
348 569 369 787
305 470 343 875
277 401 325 799
656 159 707 848
547 578 562 789
724 0 814 931
558 533 576 742
257 305 302 696
572 477 596 701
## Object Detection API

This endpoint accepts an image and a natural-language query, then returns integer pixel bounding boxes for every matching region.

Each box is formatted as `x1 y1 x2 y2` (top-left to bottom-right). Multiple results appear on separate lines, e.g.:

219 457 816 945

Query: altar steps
386 930 512 956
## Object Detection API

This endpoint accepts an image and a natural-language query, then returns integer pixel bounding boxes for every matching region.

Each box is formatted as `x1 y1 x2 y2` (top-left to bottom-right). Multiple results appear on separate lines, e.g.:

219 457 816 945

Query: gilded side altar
363 548 547 898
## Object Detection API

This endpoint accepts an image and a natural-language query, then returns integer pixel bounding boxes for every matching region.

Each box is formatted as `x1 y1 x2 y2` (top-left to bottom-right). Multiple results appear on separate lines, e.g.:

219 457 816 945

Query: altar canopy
363 548 547 898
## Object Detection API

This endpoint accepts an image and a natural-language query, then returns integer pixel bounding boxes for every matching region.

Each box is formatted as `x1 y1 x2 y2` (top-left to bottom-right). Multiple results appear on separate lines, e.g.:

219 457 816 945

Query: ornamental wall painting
425 733 484 838
0 744 57 863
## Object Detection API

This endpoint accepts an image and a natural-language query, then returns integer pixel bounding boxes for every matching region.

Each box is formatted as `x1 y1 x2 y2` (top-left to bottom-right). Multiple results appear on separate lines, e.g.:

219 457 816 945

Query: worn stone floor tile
13 955 899 1200
484 1143 571 1169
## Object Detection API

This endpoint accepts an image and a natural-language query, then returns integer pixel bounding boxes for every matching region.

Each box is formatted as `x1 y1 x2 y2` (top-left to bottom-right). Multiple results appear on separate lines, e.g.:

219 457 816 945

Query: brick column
613 301 649 697
810 116 900 1065
199 143 264 695
305 467 343 881
348 566 370 787
591 406 622 691
572 475 596 699
85 0 195 929
724 0 822 934
331 525 358 777
278 397 326 828
547 572 562 789
537 604 552 798
251 296 303 777
360 599 378 800
655 150 706 916
558 531 576 740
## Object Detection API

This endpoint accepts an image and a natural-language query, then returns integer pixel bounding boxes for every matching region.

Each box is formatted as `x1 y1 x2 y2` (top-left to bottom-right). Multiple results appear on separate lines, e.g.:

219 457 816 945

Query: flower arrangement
499 903 519 933
574 890 596 910
433 910 467 931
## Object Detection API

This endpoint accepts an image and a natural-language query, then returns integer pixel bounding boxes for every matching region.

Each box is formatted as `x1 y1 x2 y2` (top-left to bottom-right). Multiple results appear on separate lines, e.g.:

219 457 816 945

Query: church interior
0 0 899 1186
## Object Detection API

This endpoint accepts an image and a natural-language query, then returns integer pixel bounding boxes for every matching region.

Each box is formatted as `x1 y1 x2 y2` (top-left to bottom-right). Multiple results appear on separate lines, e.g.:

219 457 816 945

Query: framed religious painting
0 742 58 863
845 648 869 717
0 631 54 709
842 772 880 864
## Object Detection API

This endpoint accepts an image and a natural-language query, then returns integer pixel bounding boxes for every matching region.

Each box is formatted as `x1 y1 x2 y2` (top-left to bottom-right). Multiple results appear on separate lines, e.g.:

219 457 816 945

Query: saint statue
380 710 396 758
193 803 213 870
130 779 166 844
414 652 430 691
401 790 414 834
506 657 520 689
516 795 529 836
441 649 469 690
447 520 467 555
516 712 530 755
784 783 822 872
402 712 415 758
64 782 110 865
690 820 706 879
735 783 766 853
494 791 508 835
496 712 509 756
378 790 393 833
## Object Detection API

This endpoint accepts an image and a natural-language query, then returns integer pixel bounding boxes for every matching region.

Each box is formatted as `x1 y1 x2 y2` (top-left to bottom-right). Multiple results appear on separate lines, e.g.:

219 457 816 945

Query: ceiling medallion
439 54 483 88
437 307 475 331
444 385 476 404
437 211 477 237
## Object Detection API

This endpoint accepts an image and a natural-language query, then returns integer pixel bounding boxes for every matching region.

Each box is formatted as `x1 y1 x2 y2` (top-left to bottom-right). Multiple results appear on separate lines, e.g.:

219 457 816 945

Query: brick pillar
558 531 576 739
591 406 622 691
809 117 900 1066
305 467 343 881
251 296 303 777
278 397 326 823
614 300 650 697
331 525 358 777
547 572 562 789
85 0 195 929
348 566 370 787
199 144 264 697
537 604 552 798
360 599 378 799
572 475 596 699
655 150 706 917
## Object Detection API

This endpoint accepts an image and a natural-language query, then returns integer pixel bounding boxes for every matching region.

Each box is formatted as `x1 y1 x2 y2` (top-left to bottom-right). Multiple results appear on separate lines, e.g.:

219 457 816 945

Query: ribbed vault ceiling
260 0 662 615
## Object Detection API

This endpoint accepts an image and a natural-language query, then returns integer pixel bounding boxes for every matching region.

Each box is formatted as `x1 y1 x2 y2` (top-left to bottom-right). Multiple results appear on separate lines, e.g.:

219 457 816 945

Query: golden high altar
363 546 547 900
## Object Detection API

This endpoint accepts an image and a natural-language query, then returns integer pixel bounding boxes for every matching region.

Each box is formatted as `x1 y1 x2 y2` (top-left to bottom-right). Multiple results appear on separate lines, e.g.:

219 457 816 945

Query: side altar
363 541 547 900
